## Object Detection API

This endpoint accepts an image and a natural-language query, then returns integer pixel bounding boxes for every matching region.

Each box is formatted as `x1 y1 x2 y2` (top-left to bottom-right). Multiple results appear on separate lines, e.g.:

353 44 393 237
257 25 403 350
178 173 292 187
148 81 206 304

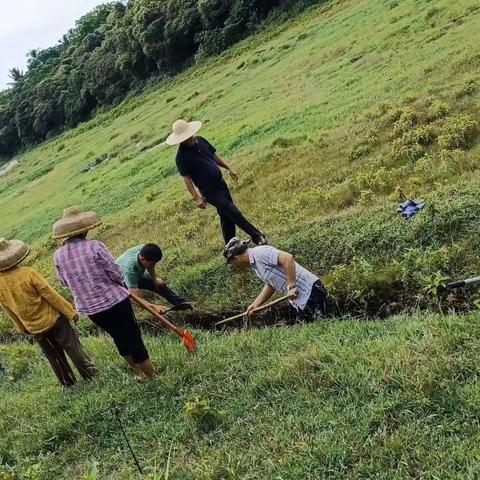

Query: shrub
390 125 434 163
437 114 477 150
427 100 450 121
391 139 425 162
349 143 371 160
455 78 477 98
402 125 436 147
391 108 417 137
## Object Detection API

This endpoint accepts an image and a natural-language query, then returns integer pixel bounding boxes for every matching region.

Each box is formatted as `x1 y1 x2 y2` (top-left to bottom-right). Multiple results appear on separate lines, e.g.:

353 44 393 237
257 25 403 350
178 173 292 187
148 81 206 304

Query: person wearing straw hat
166 119 267 246
0 238 96 387
53 207 155 380
223 238 327 322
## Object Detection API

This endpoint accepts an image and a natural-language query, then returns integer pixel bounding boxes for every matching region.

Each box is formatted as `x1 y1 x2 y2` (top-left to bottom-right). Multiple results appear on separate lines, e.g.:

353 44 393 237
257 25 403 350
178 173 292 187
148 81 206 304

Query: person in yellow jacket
0 238 95 387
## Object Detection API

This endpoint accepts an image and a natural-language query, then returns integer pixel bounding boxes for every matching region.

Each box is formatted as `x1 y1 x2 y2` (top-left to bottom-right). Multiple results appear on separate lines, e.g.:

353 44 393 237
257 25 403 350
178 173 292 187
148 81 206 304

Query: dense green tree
0 0 325 160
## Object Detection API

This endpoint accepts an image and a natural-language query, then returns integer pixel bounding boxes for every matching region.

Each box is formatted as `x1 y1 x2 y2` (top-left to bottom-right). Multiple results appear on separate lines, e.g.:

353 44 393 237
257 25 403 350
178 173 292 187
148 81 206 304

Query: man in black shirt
166 119 267 245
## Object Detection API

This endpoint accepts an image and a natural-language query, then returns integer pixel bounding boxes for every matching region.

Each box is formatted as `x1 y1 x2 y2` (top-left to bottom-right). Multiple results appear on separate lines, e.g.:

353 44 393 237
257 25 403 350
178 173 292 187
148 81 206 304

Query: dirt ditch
0 290 476 345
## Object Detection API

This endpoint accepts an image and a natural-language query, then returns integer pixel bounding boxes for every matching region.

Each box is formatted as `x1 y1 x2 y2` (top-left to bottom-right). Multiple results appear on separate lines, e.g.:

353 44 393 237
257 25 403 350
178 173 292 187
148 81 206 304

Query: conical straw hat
0 238 30 271
165 119 203 146
52 206 102 240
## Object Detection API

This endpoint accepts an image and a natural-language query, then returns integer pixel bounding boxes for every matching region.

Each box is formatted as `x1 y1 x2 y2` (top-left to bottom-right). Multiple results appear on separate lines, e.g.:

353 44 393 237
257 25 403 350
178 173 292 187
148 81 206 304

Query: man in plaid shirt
53 206 155 380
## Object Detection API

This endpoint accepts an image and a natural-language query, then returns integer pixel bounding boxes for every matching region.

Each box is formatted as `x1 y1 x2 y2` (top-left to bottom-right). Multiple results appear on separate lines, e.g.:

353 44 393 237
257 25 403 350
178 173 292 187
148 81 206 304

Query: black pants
89 298 149 364
204 184 263 244
35 316 96 387
299 280 327 322
138 277 186 306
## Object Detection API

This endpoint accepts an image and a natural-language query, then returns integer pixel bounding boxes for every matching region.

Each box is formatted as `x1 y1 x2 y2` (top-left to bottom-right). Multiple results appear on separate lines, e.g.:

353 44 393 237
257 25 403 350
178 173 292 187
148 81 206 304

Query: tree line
0 0 322 160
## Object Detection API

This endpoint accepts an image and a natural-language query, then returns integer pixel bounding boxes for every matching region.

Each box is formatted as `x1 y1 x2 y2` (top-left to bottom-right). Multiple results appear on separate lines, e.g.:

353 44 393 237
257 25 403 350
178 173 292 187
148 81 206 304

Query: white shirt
248 246 319 311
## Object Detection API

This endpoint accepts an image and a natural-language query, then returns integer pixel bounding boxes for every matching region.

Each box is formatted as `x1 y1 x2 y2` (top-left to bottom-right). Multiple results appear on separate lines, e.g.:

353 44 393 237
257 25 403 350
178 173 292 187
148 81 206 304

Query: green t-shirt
116 244 149 288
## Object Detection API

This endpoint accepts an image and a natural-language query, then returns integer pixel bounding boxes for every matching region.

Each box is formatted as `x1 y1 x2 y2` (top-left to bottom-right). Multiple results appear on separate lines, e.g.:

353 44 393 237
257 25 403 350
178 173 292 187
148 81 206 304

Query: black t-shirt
175 136 225 194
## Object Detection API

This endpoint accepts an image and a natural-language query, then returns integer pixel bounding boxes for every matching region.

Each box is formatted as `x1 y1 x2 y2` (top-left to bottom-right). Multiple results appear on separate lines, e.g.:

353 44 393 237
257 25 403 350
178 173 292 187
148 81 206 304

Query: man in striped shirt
224 238 327 322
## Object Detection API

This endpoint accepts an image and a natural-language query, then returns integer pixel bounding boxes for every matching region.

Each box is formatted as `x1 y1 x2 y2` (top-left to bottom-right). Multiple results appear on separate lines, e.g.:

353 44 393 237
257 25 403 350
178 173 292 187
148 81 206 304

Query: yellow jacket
0 266 76 335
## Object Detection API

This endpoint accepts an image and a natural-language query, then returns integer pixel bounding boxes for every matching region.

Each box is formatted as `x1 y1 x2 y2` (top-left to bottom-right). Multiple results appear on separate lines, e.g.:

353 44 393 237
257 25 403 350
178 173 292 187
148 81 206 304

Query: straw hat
53 206 102 240
0 238 30 271
165 119 202 146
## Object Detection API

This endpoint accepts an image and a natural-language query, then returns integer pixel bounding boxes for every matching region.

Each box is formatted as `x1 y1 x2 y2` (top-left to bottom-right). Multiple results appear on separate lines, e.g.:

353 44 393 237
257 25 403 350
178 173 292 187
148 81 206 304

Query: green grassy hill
2 0 480 477
1 0 479 321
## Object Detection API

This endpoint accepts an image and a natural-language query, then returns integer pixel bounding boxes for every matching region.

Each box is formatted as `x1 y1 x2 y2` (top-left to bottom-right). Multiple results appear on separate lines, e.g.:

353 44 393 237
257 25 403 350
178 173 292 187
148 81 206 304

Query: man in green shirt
116 244 193 312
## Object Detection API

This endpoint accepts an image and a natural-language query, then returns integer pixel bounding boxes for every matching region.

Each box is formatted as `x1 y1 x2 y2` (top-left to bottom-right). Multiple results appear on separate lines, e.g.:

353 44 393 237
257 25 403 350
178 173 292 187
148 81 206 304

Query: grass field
3 313 480 479
1 0 480 477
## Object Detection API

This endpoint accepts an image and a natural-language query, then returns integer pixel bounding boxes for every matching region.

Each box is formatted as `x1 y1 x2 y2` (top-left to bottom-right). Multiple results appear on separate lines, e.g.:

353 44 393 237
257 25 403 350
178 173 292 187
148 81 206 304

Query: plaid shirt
54 238 128 315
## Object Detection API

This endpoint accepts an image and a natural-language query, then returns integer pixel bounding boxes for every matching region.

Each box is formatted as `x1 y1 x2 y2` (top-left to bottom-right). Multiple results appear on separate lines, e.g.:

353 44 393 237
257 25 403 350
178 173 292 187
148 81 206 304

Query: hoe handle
447 276 480 290
129 292 183 338
216 295 290 326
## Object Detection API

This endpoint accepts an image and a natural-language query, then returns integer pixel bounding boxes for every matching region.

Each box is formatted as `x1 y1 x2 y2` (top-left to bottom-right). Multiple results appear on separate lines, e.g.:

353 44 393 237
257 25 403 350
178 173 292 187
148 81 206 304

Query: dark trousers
204 185 263 244
35 316 96 387
138 277 187 306
299 280 327 322
89 298 149 364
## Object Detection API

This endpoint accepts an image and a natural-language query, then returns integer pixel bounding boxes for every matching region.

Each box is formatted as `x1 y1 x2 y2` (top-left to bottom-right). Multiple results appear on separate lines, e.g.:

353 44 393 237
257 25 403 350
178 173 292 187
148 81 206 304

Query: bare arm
129 287 166 315
213 153 238 183
246 284 276 317
146 265 165 288
182 176 207 208
278 251 298 299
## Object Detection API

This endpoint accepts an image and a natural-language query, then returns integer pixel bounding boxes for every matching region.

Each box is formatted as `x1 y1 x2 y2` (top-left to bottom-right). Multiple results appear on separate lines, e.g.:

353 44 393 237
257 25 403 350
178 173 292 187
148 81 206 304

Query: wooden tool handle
216 295 290 326
129 292 183 338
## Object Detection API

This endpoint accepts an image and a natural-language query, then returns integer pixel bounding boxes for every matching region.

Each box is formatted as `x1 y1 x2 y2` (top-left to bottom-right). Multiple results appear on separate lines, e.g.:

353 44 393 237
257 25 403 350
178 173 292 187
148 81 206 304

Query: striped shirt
54 238 128 315
248 246 319 311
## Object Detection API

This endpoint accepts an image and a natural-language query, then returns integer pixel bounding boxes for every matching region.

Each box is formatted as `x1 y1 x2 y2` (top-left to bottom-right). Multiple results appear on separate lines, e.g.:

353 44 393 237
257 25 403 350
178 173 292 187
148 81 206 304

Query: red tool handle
129 292 183 338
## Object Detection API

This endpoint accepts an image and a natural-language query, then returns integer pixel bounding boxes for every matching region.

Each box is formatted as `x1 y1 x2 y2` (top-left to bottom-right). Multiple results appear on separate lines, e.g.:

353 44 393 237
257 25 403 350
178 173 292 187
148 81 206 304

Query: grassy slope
2 313 480 479
2 0 480 477
1 0 479 324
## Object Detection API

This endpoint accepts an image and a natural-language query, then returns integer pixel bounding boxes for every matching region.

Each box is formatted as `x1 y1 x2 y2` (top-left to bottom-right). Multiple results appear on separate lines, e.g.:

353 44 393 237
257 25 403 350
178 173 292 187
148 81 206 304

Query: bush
438 114 477 150
455 78 477 98
391 108 417 137
427 100 450 121
349 143 371 160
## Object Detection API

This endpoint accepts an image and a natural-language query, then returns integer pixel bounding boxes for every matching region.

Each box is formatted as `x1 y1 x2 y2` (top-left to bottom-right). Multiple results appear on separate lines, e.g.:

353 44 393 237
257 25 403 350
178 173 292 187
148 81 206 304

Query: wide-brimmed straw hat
53 206 102 240
0 238 30 271
165 119 202 146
